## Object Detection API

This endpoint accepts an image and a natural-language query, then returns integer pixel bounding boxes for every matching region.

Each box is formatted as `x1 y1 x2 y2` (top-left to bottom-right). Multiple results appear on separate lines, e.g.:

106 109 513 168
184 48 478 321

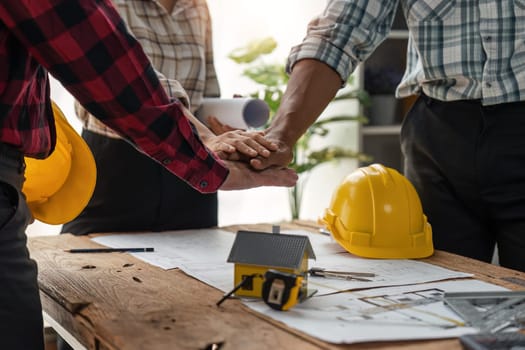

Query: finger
250 157 268 170
229 138 260 157
207 116 224 135
226 153 241 161
221 123 238 133
250 133 279 151
230 133 277 157
213 142 236 154
218 150 248 162
214 150 229 160
208 116 240 135
241 137 272 157
250 152 291 170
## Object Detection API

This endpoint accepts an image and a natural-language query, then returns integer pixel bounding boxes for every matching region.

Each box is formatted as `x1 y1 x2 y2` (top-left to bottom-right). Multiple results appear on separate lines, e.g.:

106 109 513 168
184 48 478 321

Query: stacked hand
249 136 293 171
201 116 296 190
205 128 278 161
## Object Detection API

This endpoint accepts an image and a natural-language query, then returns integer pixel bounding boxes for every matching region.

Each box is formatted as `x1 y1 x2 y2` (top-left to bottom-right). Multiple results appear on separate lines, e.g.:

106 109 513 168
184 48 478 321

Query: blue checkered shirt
288 0 525 105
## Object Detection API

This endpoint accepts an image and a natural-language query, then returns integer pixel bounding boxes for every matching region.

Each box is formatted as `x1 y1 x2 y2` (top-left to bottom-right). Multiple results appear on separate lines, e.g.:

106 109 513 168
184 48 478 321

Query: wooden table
28 221 525 350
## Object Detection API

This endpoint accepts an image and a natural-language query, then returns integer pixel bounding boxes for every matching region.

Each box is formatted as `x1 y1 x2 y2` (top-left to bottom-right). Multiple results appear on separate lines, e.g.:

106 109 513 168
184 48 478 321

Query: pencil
64 247 155 253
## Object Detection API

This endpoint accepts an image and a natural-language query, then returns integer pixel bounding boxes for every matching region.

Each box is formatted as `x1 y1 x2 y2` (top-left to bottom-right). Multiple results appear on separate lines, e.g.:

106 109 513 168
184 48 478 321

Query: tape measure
217 269 308 311
261 270 304 311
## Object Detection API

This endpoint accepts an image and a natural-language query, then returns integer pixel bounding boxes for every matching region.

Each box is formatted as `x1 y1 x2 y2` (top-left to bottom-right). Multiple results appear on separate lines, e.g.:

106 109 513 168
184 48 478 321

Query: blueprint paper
246 279 508 344
92 229 508 344
93 229 472 295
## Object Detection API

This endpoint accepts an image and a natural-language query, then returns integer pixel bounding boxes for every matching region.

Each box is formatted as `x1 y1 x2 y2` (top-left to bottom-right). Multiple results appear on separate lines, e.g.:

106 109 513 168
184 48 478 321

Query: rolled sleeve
287 0 398 85
286 36 357 85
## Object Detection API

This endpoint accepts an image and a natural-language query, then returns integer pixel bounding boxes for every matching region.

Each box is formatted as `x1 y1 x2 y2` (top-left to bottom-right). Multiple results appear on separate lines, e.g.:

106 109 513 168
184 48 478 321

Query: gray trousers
0 142 44 349
402 95 525 272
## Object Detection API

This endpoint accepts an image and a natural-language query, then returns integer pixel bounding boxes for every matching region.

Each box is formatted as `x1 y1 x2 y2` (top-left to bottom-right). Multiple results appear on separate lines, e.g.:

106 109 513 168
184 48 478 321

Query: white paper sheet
92 228 234 268
91 229 508 344
245 279 508 344
93 229 236 291
92 228 472 295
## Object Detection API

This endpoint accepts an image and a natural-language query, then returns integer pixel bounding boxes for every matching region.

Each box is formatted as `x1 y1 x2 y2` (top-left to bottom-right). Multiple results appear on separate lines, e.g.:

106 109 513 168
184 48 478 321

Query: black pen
64 247 155 253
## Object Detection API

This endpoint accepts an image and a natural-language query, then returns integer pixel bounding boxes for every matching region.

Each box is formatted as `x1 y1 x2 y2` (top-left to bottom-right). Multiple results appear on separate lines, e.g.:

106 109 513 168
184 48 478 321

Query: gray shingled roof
227 231 316 270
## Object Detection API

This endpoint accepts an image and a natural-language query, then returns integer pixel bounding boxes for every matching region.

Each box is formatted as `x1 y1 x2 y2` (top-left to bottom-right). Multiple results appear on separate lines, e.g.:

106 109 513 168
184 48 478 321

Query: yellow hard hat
22 102 96 225
320 164 433 259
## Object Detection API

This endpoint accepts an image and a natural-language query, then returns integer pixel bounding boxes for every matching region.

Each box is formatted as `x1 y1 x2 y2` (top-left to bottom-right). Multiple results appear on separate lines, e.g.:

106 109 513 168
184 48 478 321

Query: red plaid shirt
0 0 227 193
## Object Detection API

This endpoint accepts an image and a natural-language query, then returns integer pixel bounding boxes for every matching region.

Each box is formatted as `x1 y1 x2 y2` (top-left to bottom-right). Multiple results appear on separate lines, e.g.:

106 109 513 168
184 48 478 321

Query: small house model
227 230 316 298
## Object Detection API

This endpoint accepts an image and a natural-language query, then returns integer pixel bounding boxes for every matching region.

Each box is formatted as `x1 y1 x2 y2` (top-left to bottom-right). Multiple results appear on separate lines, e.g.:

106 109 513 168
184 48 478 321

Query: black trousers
0 143 44 349
401 95 525 272
62 129 218 235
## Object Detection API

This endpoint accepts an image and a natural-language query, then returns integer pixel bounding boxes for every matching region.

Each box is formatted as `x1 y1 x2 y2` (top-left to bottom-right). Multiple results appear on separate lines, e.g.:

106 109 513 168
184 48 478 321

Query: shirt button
485 36 492 41
485 82 492 88
162 158 172 165
199 180 208 188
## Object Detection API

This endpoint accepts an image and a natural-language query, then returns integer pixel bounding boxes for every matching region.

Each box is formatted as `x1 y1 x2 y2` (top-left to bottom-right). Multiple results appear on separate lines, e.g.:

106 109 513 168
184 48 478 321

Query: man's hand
249 136 293 170
248 59 342 170
220 160 297 190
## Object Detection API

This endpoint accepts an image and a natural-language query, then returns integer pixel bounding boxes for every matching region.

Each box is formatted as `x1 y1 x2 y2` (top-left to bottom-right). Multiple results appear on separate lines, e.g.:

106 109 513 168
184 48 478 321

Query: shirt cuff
286 37 356 86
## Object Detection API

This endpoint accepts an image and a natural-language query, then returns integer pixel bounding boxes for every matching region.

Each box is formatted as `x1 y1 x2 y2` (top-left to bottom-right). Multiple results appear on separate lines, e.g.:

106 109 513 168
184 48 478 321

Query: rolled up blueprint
195 97 270 130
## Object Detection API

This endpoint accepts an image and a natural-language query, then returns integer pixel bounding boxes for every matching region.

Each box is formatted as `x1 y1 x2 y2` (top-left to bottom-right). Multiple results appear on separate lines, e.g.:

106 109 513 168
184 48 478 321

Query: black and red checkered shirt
0 0 227 193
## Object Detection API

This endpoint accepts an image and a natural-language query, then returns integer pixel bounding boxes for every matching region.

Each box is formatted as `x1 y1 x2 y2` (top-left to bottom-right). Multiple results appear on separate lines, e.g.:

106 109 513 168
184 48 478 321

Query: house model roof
227 231 316 270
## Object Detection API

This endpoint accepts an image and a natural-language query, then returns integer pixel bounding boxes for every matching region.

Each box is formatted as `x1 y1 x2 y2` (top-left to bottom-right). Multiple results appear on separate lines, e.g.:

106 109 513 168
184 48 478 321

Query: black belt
420 93 482 106
420 93 525 109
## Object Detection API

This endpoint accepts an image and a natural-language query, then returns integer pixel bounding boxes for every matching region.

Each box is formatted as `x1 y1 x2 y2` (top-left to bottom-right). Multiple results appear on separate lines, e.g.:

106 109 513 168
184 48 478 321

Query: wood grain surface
28 221 525 350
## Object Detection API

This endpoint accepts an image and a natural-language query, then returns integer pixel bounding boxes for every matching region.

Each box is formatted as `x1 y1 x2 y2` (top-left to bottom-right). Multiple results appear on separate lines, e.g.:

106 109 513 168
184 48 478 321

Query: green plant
229 37 371 219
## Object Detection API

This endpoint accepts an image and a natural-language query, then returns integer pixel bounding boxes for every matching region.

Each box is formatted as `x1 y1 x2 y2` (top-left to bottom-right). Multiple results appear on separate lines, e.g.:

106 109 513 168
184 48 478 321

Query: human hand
249 136 294 170
207 115 237 135
220 160 297 190
204 129 279 161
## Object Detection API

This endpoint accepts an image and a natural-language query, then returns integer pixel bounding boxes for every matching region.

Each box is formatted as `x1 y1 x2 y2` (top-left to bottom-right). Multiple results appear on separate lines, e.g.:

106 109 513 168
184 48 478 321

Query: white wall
207 0 326 97
27 0 360 236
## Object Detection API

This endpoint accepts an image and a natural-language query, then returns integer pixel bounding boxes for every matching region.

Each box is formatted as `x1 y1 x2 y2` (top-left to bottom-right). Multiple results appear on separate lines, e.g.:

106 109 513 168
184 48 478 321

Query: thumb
250 156 272 170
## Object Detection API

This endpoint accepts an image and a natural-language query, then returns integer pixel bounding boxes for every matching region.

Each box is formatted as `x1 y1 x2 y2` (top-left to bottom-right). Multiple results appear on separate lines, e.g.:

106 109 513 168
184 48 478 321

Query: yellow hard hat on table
22 102 96 225
320 164 433 259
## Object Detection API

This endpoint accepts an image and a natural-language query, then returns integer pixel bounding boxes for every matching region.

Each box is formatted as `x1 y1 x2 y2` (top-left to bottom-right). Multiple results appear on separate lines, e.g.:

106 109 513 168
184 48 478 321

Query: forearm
1 0 228 192
265 59 342 146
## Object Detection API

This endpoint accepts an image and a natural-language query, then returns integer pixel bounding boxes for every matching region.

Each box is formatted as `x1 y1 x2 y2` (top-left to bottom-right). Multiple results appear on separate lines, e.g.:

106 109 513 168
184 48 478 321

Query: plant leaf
243 64 287 87
228 37 277 64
